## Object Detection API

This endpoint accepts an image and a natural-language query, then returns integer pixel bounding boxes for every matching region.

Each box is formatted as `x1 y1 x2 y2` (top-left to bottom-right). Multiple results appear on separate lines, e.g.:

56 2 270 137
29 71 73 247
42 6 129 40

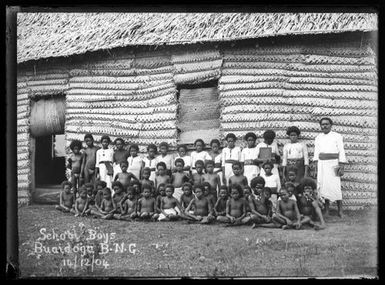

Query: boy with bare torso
158 184 182 221
99 187 116 220
74 187 89 217
228 161 248 189
171 158 190 201
191 160 205 186
214 186 229 222
114 161 137 191
67 140 84 197
184 184 215 224
118 187 137 221
155 162 171 191
272 188 301 230
81 133 99 185
56 181 75 213
202 160 221 200
218 184 250 225
136 185 159 220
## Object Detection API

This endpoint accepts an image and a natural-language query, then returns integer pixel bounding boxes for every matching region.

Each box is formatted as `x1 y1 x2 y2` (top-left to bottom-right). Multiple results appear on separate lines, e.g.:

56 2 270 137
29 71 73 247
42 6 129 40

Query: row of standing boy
59 127 326 229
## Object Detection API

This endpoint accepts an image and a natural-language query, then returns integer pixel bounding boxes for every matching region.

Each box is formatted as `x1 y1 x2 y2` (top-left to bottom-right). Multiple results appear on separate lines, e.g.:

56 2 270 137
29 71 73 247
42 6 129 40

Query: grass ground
18 204 377 278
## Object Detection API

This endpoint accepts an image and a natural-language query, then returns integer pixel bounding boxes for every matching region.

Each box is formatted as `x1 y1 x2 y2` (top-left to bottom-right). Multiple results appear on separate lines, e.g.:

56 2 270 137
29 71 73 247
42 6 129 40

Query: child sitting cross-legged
202 182 216 209
218 184 250 226
136 184 159 221
56 181 75 213
99 187 117 220
118 186 138 221
111 181 126 219
184 184 215 224
250 187 274 228
272 188 301 230
158 184 182 221
73 187 90 217
297 178 326 230
214 186 229 222
94 180 107 209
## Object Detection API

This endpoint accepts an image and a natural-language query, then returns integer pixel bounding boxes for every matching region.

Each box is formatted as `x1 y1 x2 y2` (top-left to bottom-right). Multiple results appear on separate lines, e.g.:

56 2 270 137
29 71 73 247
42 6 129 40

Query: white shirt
191 151 212 168
240 147 259 163
282 142 309 166
255 141 280 160
155 154 174 170
260 173 281 192
95 148 114 167
313 131 347 163
221 146 242 166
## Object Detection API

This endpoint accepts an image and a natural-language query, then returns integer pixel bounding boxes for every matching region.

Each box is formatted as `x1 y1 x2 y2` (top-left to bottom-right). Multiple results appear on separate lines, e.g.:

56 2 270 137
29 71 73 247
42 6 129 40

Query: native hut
16 13 378 209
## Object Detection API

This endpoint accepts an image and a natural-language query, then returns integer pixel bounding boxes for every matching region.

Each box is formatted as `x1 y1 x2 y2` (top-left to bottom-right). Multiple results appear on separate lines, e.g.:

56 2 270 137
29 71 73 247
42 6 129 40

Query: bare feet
314 224 326 231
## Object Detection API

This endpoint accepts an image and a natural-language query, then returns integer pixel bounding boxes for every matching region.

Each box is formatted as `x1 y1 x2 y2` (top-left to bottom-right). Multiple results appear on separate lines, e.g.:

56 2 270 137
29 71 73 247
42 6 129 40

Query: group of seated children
56 168 326 230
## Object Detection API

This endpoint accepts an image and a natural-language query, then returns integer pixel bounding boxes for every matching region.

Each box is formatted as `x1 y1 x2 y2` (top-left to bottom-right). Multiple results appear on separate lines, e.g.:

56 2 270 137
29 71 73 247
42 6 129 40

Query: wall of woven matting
17 35 377 209
219 42 377 210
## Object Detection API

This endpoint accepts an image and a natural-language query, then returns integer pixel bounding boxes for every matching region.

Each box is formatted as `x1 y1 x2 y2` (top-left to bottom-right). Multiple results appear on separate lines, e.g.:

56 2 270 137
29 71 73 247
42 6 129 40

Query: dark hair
182 182 192 190
147 143 157 153
263 130 276 140
114 137 125 145
202 182 211 192
157 183 166 190
120 160 128 167
78 186 87 194
263 187 272 195
262 160 274 169
219 185 229 193
319 117 333 125
286 126 301 136
61 180 72 189
165 184 175 192
175 158 185 166
225 133 237 141
284 182 296 190
142 184 152 191
210 139 220 147
177 144 187 152
112 181 123 189
100 135 111 144
142 167 151 174
126 186 135 194
156 161 167 169
250 176 266 188
194 139 205 146
130 180 141 187
205 160 214 167
243 185 251 191
230 184 243 197
96 180 107 188
129 144 139 153
232 161 242 169
287 166 298 174
84 183 94 190
103 187 111 194
159 142 169 149
84 133 94 140
244 132 257 141
193 184 203 192
300 177 317 190
69 139 82 151
195 159 204 167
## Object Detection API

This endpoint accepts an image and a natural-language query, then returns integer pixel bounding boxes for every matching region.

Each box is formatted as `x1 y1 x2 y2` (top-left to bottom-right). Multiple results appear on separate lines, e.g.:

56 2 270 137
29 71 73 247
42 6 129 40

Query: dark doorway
35 134 67 186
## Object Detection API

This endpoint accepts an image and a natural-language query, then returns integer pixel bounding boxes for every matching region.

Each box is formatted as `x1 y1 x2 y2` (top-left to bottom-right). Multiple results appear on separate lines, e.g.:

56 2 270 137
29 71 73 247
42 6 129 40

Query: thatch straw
17 13 377 63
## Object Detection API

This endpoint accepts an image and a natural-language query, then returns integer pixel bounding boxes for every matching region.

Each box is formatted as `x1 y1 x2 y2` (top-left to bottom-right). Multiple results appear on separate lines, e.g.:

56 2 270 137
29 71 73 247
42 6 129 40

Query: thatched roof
17 13 377 63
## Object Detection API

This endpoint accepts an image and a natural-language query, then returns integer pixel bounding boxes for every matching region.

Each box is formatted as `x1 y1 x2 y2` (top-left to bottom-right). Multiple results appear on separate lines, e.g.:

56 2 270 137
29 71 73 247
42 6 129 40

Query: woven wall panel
179 128 221 145
171 49 222 85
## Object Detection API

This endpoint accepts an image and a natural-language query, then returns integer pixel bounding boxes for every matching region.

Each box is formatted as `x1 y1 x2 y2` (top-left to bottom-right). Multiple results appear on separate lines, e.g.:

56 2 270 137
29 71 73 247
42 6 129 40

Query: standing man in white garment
313 117 347 218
